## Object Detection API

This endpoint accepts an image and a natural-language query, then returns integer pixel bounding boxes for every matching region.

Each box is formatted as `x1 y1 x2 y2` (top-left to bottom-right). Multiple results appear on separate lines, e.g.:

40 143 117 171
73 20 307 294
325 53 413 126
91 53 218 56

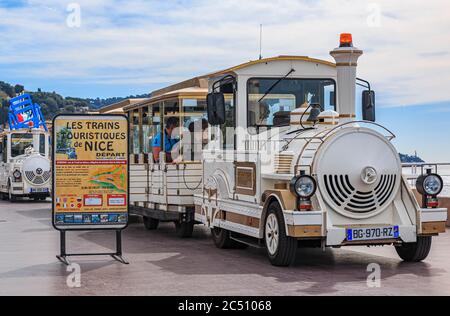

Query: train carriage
125 79 211 237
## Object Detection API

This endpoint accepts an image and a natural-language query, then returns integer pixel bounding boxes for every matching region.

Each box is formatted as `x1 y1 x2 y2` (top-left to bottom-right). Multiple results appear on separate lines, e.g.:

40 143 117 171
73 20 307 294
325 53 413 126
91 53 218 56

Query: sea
402 164 450 197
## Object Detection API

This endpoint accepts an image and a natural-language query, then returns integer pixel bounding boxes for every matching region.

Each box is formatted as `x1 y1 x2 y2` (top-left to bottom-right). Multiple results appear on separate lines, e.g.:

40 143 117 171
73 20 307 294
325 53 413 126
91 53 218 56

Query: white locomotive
127 34 447 266
0 128 51 201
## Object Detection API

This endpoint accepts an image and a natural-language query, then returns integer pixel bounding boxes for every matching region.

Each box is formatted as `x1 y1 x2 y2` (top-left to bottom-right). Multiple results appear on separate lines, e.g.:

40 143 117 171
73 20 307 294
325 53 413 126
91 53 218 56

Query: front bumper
12 184 51 198
283 208 448 245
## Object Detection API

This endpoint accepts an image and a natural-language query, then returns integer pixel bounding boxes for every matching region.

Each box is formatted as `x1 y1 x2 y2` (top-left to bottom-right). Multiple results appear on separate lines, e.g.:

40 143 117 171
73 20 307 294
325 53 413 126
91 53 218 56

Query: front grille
24 170 50 185
25 171 35 183
275 154 293 174
323 174 397 214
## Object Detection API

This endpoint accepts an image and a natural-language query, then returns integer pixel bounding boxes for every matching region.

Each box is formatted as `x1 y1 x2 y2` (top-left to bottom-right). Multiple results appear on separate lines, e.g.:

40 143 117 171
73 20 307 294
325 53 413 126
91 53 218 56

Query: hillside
399 153 425 163
0 81 150 124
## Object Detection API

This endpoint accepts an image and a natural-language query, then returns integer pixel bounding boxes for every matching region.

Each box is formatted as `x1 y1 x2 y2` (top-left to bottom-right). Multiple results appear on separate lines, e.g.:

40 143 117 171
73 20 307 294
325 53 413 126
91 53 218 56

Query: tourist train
120 34 447 266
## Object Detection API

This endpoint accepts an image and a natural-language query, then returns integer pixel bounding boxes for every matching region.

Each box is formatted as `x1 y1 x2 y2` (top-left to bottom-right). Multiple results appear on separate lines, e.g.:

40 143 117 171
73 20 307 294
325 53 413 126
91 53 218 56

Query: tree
14 84 24 94
64 105 75 113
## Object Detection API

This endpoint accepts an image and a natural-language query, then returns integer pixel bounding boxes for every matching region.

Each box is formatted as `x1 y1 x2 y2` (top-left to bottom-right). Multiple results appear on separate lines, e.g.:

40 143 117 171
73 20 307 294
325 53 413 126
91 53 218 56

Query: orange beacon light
340 33 353 47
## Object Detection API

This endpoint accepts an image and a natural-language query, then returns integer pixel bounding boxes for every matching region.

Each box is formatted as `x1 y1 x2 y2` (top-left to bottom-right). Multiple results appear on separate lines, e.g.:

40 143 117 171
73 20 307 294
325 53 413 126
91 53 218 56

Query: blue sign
8 94 48 131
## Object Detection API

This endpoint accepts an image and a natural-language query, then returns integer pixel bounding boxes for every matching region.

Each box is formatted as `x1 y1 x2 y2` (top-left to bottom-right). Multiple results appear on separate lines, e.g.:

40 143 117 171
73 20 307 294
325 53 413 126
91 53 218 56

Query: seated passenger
171 119 209 163
152 117 180 163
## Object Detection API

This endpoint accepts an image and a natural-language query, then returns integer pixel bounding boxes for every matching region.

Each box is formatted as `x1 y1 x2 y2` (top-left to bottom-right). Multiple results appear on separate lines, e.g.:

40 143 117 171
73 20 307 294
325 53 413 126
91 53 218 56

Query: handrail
293 121 396 171
318 120 396 141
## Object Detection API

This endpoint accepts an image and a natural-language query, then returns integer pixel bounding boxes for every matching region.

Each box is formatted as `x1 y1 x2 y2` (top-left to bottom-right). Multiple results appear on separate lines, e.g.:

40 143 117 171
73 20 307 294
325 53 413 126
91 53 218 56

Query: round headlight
416 174 443 196
290 175 317 198
13 170 21 179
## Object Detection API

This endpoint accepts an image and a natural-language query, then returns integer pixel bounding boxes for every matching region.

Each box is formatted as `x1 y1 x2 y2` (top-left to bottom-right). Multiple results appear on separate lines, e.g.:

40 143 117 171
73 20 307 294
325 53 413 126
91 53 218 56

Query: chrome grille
25 171 35 183
24 170 50 185
323 174 397 214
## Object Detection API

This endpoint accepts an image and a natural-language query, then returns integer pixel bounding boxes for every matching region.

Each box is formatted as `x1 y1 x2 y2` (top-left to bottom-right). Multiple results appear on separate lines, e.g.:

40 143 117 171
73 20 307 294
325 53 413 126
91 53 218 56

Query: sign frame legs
56 230 129 265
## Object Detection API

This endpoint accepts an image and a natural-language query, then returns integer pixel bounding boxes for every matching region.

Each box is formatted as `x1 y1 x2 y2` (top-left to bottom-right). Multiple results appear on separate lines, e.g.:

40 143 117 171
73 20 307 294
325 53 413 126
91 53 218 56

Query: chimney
330 34 363 122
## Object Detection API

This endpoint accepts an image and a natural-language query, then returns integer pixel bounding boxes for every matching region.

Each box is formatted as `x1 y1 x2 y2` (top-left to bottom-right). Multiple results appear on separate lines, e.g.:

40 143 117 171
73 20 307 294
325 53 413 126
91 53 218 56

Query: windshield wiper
258 68 296 104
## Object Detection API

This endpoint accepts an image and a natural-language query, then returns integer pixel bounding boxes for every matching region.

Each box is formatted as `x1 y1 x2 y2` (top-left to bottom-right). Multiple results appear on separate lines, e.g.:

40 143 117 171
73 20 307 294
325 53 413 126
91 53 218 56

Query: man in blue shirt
152 117 180 163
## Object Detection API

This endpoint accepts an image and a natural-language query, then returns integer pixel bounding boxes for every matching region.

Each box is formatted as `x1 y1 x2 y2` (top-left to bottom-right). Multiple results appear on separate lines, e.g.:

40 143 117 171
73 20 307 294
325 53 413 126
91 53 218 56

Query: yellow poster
53 115 128 229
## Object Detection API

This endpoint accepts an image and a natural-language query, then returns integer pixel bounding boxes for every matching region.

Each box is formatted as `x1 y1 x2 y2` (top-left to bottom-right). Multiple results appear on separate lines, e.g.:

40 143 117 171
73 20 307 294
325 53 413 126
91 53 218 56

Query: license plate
347 226 399 242
30 188 49 193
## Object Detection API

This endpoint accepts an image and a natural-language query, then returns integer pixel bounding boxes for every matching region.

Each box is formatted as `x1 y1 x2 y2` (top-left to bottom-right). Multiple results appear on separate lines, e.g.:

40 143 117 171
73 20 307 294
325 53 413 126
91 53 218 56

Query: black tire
211 228 249 249
143 217 159 230
395 236 432 262
1 193 8 201
264 202 297 267
175 221 194 238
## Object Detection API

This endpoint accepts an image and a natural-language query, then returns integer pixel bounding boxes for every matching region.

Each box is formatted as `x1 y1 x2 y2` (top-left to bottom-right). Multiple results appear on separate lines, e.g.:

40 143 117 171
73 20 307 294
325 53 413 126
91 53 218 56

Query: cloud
0 0 449 106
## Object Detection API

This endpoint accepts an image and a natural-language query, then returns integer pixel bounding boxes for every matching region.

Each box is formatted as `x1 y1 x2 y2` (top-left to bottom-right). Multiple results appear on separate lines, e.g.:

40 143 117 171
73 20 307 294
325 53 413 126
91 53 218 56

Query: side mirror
362 90 376 122
207 92 226 126
307 103 322 122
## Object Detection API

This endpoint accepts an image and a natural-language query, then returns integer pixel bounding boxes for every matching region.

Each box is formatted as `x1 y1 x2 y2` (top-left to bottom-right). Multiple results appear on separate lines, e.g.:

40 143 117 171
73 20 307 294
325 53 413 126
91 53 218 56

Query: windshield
248 78 336 128
11 134 34 157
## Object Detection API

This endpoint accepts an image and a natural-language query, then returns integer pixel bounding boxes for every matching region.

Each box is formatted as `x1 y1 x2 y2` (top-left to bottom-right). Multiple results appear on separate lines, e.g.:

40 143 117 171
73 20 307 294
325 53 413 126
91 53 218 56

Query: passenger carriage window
247 78 336 129
150 103 161 148
39 134 46 156
142 107 151 154
2 136 7 162
161 99 181 163
132 109 140 154
181 98 208 161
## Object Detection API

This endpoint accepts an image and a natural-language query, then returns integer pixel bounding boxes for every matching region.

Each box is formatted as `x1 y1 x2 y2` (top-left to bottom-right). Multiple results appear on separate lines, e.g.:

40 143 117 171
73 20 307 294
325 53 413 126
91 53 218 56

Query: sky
0 0 449 161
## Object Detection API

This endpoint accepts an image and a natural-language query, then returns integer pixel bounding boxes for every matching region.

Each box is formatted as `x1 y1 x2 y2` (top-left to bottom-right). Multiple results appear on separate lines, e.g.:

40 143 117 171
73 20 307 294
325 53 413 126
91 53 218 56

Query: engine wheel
264 202 297 267
175 221 194 238
143 216 159 230
211 227 248 249
395 236 432 262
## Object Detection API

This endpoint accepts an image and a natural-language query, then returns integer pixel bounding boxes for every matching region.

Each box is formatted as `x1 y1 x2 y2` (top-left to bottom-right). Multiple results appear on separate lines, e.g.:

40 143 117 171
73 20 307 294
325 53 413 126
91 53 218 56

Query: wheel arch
259 193 285 239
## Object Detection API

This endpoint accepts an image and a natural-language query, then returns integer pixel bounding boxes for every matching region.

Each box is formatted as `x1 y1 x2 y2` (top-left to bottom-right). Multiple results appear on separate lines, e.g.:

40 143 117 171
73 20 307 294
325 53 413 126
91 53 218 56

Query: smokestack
330 34 363 122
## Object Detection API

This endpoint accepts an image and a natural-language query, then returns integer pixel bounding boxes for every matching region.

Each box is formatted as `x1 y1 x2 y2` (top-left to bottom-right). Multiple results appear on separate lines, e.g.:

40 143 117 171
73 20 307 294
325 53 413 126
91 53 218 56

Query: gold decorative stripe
421 222 446 235
220 211 260 229
291 122 337 126
288 225 322 238
330 49 363 55
290 112 310 116
336 63 358 67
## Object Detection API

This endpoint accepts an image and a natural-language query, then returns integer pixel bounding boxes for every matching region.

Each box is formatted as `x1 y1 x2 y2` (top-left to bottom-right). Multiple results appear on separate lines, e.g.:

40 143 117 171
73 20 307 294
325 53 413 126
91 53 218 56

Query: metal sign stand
52 114 131 267
56 230 129 266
